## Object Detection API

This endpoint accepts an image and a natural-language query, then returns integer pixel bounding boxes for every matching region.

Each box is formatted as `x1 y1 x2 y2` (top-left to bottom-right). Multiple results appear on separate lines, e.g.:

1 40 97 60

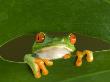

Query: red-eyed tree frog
24 32 93 78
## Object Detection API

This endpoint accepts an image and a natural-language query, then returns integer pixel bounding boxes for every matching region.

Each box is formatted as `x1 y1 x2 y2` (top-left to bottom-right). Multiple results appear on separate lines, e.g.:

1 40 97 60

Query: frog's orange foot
75 50 93 67
34 58 53 78
63 54 72 59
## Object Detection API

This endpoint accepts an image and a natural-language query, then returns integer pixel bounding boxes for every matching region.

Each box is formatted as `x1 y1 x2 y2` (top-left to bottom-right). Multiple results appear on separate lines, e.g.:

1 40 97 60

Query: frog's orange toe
76 60 82 67
35 72 41 78
75 51 83 66
35 58 49 76
43 59 53 66
63 54 72 59
42 70 49 76
86 56 93 62
75 50 94 67
84 50 94 62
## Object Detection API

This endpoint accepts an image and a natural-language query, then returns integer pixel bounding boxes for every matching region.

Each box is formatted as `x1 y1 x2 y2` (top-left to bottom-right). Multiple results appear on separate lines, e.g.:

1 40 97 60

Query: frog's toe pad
35 72 41 78
63 54 72 59
42 59 53 66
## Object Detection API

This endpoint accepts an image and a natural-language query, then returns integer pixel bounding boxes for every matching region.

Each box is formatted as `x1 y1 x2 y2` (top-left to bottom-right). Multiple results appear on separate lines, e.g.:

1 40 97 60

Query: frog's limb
24 54 41 78
35 58 53 75
76 50 93 67
42 59 53 66
63 54 72 59
35 58 49 75
76 51 83 67
83 50 93 62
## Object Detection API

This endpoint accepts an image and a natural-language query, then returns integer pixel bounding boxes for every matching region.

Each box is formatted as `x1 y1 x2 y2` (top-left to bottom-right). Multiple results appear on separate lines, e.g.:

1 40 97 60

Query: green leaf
0 50 110 82
0 0 110 82
0 0 110 45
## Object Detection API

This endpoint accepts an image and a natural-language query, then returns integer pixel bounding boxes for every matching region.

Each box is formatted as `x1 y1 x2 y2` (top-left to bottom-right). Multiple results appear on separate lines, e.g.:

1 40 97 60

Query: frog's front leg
35 58 53 76
24 54 53 78
75 50 93 67
63 54 72 59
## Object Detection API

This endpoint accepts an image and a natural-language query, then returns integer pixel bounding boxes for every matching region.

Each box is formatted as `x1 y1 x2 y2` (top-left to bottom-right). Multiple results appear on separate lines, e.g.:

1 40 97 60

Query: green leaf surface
0 50 110 82
0 0 110 82
0 0 110 45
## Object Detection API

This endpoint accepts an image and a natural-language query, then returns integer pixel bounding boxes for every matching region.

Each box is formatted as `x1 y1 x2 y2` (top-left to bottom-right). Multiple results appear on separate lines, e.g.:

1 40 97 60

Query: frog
24 32 93 78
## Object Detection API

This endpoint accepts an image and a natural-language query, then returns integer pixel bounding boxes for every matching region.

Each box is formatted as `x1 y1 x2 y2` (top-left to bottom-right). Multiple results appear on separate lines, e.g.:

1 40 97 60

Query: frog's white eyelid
39 32 46 39
39 32 46 36
69 33 73 37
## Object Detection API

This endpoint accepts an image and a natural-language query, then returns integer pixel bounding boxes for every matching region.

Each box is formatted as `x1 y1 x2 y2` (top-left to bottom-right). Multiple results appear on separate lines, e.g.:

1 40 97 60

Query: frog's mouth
36 44 74 60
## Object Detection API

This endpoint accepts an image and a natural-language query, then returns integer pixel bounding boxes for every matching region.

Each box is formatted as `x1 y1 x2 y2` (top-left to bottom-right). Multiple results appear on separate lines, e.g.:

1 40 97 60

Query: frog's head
32 32 76 54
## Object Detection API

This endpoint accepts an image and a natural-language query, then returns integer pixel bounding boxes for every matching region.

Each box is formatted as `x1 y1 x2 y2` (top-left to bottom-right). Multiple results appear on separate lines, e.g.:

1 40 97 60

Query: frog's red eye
36 32 45 43
69 33 76 44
